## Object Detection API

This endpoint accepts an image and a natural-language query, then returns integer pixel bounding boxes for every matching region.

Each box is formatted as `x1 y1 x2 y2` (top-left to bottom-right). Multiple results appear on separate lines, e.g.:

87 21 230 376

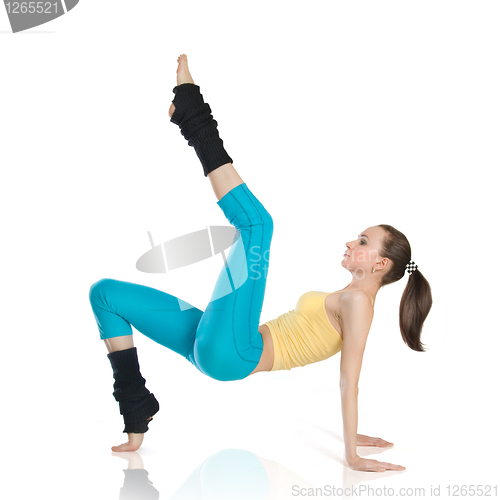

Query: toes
111 442 140 453
111 443 129 452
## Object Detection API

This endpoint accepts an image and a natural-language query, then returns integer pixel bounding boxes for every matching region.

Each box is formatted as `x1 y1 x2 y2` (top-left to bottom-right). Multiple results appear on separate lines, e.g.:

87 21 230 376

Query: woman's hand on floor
356 434 394 447
348 455 406 472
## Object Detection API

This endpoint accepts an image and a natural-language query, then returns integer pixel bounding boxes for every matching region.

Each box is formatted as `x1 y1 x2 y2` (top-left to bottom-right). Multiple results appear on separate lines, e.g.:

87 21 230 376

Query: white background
1 1 498 499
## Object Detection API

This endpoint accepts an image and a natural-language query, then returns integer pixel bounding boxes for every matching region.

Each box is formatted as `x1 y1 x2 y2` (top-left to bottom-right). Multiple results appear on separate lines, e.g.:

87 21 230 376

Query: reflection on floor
116 448 314 500
113 447 407 500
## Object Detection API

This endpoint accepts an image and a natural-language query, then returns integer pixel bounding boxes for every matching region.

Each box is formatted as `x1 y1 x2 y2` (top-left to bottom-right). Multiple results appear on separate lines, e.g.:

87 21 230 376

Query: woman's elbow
339 380 359 394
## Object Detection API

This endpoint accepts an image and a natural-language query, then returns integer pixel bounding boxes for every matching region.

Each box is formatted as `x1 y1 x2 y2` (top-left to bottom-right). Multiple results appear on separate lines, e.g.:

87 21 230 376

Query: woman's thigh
88 183 274 382
192 183 274 382
89 278 204 360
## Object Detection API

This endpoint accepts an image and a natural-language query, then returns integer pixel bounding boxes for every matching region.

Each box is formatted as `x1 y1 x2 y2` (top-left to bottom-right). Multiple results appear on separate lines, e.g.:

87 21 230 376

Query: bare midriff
248 324 274 375
247 289 374 377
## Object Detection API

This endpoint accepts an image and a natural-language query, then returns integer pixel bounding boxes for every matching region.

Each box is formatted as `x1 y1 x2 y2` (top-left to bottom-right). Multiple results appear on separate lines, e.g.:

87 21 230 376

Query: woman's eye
360 240 366 245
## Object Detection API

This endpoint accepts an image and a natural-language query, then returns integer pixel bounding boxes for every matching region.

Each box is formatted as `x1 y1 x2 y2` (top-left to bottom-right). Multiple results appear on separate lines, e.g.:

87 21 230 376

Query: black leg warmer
170 83 233 177
107 347 160 434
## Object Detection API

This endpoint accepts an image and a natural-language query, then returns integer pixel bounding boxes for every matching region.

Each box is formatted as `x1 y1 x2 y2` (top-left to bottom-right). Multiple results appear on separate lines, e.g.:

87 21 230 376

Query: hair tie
406 260 418 275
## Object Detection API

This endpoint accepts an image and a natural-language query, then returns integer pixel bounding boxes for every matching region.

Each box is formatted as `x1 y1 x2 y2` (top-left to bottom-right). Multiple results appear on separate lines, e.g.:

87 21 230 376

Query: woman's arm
338 291 373 465
338 291 406 472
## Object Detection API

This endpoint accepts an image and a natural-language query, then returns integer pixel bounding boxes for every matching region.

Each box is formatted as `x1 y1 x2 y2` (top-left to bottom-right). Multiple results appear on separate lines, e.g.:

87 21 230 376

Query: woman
89 54 432 472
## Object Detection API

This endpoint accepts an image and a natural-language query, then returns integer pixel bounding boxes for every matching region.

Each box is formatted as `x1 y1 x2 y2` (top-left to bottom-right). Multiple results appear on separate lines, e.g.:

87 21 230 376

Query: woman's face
341 226 387 277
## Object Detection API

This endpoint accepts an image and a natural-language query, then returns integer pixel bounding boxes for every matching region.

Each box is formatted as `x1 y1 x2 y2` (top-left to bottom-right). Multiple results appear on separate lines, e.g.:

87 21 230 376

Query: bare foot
176 54 195 86
111 417 153 452
169 54 195 118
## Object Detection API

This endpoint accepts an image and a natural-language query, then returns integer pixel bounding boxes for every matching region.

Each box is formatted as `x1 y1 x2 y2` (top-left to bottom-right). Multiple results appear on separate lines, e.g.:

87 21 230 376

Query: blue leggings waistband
89 182 274 381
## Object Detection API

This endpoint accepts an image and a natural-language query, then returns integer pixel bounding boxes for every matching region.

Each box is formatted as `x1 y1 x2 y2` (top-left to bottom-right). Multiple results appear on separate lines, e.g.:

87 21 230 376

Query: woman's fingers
378 438 394 447
378 460 406 470
359 435 394 447
370 437 393 447
351 457 406 472
365 461 387 472
364 459 405 471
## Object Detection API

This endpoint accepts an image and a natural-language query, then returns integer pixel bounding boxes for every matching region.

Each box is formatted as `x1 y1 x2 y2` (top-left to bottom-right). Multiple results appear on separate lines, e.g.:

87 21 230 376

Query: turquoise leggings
88 183 273 382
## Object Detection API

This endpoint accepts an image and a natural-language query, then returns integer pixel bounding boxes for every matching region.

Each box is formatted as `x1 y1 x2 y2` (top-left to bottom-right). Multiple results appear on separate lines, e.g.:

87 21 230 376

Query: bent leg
103 335 133 354
89 278 204 363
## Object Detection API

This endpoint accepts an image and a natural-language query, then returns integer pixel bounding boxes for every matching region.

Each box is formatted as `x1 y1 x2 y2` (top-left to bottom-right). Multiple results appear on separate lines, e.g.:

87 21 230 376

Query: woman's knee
89 278 115 304
261 210 274 234
244 207 273 231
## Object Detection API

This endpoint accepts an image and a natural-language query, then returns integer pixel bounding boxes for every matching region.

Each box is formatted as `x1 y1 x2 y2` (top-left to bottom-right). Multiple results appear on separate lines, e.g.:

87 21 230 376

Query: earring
372 267 375 273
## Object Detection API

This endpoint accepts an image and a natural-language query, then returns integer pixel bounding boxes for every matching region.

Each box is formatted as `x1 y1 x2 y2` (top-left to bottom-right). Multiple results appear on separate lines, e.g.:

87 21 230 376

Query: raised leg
169 54 244 200
193 182 274 381
167 55 274 381
207 163 244 201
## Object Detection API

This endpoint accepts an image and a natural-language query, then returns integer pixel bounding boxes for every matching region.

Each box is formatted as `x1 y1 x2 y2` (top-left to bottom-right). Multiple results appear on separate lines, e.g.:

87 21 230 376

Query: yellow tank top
264 290 373 371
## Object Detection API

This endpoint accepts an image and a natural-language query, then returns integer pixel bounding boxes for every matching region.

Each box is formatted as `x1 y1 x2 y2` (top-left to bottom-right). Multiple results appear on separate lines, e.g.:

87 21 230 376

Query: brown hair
377 224 433 352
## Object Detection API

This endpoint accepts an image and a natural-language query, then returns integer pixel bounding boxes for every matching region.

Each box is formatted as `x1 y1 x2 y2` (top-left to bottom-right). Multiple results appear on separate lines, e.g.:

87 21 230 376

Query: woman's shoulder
338 289 374 311
337 290 374 339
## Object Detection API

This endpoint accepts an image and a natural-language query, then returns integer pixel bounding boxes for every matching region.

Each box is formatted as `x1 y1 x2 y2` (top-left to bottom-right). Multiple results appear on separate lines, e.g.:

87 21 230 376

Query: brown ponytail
377 224 433 352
